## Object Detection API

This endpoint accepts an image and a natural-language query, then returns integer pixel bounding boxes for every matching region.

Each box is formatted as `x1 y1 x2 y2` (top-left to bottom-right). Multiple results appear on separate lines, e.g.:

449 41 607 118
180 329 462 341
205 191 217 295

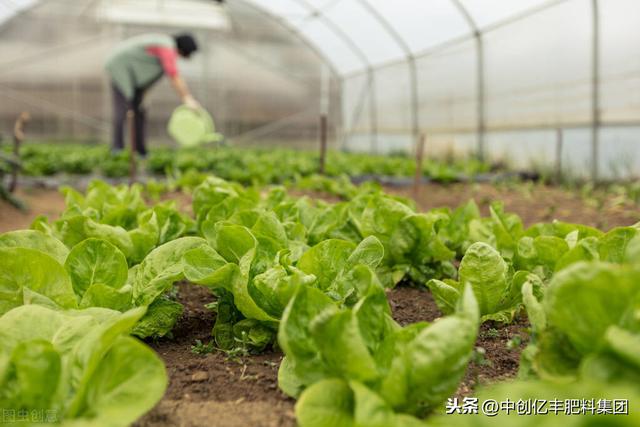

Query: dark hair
174 33 198 58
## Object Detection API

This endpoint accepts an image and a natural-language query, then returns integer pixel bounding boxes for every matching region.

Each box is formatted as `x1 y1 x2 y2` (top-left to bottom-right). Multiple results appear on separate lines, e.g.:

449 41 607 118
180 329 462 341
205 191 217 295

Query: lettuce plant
437 199 482 257
0 305 166 426
307 190 456 286
427 242 542 323
350 192 456 285
446 202 525 261
0 229 208 338
521 261 640 385
191 178 457 290
31 180 194 264
192 176 259 229
277 280 479 426
516 223 639 278
183 230 386 352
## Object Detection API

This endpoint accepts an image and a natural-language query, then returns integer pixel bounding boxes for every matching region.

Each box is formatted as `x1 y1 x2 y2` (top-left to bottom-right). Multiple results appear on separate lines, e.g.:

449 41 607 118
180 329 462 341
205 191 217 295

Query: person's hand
183 95 201 110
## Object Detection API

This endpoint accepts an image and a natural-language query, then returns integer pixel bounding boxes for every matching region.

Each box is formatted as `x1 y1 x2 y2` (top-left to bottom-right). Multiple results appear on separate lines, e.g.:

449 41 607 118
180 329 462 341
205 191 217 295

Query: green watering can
167 105 224 147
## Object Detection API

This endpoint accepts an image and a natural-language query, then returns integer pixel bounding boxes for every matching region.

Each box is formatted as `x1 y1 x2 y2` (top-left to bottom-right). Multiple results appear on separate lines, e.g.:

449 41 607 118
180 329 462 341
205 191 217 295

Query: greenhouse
0 1 639 426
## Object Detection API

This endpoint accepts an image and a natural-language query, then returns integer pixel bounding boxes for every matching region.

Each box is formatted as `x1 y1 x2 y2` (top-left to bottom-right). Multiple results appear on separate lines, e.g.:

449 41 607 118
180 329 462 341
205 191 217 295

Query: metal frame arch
294 0 378 150
234 0 340 78
296 0 369 69
355 0 420 152
591 0 600 181
233 0 352 149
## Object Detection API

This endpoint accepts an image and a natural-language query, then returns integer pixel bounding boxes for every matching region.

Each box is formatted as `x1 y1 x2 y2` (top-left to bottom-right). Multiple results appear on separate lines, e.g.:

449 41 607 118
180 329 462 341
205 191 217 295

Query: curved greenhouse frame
2 3 640 427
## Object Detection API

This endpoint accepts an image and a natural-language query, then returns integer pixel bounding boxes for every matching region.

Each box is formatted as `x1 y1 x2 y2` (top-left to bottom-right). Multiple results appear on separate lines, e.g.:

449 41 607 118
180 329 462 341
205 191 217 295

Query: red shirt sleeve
146 46 179 77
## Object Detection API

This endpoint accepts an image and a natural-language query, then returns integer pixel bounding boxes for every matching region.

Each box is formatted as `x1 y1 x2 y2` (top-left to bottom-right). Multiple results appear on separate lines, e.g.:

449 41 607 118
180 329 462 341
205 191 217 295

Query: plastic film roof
0 0 37 25
244 0 558 75
2 0 563 75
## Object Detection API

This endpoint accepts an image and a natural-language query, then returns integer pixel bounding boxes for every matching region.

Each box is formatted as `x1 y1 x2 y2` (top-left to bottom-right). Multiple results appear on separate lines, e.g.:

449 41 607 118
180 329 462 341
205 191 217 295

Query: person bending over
105 33 201 156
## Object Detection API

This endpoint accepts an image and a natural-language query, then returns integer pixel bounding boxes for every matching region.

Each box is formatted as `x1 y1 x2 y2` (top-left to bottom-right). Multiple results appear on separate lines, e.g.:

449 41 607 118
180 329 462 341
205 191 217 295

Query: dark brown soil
136 283 296 427
459 316 530 396
388 286 441 326
387 285 528 397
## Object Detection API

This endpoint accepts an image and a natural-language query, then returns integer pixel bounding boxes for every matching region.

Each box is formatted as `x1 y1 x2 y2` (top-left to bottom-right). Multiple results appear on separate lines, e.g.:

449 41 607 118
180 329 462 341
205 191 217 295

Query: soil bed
137 283 529 426
388 286 529 396
136 283 295 427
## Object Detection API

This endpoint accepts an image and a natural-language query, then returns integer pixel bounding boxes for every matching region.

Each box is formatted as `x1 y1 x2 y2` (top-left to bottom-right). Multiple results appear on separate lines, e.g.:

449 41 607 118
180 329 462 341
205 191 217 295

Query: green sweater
105 34 175 100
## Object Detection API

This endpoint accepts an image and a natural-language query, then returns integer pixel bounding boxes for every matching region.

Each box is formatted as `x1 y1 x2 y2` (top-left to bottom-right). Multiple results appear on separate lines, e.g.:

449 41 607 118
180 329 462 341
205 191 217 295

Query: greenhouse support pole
319 115 328 174
409 57 421 156
320 65 330 174
413 133 426 200
451 0 485 161
476 34 486 162
368 69 379 154
591 0 601 182
10 112 30 193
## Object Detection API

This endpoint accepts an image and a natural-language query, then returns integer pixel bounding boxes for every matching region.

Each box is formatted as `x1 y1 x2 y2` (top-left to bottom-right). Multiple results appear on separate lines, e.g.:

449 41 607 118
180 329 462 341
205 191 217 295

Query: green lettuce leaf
0 247 78 315
0 305 166 426
523 261 640 383
132 237 207 306
131 297 183 339
64 238 128 296
0 229 69 264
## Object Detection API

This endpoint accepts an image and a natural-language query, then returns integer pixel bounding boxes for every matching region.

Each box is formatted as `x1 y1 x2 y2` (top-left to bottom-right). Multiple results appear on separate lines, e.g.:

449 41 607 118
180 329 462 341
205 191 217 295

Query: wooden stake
319 114 328 175
10 111 30 193
128 110 137 185
555 128 563 183
413 134 426 200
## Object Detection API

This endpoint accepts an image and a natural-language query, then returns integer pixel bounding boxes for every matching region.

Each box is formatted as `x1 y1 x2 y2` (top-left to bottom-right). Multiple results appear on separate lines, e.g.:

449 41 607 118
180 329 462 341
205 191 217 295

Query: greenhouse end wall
339 0 640 181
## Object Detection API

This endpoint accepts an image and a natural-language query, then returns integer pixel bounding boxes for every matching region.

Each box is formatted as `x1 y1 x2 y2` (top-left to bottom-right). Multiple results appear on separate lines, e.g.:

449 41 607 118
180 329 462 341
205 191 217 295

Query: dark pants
112 85 147 156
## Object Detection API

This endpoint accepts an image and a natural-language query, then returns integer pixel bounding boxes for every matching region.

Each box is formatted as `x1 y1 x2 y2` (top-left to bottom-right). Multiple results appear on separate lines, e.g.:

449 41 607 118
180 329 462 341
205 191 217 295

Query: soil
0 187 66 232
387 286 441 326
387 286 528 396
135 283 296 427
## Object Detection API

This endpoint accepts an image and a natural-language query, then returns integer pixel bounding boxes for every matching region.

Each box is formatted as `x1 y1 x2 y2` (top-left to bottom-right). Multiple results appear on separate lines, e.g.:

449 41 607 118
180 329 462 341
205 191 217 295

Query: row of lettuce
6 143 491 184
1 177 639 426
